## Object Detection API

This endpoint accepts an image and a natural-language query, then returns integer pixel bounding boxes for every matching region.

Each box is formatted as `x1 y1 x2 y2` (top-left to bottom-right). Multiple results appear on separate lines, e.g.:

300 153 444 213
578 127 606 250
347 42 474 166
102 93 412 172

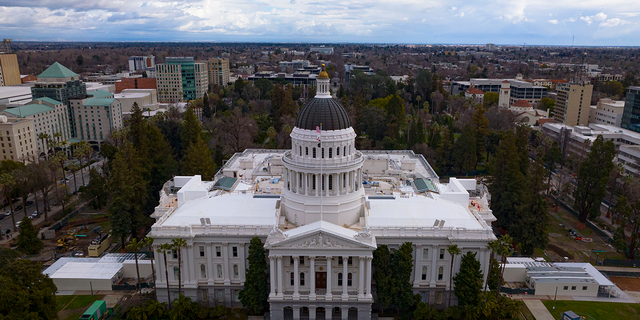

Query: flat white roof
367 194 485 230
49 262 121 280
161 193 279 227
115 92 149 99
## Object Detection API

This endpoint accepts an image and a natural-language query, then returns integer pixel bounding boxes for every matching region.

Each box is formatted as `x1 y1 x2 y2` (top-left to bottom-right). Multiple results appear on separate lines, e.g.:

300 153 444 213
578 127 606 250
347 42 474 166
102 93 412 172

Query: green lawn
543 300 640 320
62 311 85 320
56 295 75 311
519 303 536 320
65 295 103 310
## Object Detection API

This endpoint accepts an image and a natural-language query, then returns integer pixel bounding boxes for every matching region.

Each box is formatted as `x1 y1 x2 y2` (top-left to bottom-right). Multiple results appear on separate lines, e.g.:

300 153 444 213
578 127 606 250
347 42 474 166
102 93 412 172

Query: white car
15 221 21 229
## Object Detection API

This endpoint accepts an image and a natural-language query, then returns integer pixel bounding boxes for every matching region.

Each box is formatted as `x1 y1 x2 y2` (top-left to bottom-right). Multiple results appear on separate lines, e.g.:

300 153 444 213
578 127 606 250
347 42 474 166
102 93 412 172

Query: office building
589 98 624 127
310 46 334 55
248 72 317 99
0 84 34 110
69 96 123 144
553 83 593 126
621 87 640 133
1 97 72 155
0 115 35 161
156 57 208 103
344 64 374 85
451 78 548 107
129 56 156 75
0 53 21 86
207 58 230 88
149 72 496 318
31 62 87 137
114 89 159 113
115 77 157 93
279 60 310 71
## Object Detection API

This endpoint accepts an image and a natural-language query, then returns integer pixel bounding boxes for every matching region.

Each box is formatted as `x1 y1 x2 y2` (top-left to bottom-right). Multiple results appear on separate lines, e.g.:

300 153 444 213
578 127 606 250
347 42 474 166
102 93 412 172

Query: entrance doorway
316 272 327 289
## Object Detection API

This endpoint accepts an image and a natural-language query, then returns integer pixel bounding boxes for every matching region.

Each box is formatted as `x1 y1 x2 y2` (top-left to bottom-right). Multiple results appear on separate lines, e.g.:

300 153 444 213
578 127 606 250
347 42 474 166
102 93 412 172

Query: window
329 148 332 158
423 248 429 258
422 267 427 280
338 273 343 286
299 146 302 155
300 273 305 286
300 256 304 265
571 286 576 290
233 265 239 279
439 249 445 259
313 147 316 158
347 273 352 286
582 286 587 290
217 265 223 278
215 246 221 257
199 246 205 257
306 147 308 156
290 257 294 265
291 272 295 286
174 267 180 280
337 147 340 156
200 264 206 278
173 250 178 259
563 286 568 290
438 267 444 280
338 257 343 265
322 148 325 158
232 247 238 257
348 257 352 265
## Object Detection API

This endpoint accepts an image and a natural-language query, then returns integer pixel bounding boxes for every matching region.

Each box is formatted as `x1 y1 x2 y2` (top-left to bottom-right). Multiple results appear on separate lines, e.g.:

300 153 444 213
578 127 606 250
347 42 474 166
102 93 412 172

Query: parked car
15 221 21 229
31 211 39 219
26 200 34 207
0 214 4 220
15 205 23 211
4 211 10 217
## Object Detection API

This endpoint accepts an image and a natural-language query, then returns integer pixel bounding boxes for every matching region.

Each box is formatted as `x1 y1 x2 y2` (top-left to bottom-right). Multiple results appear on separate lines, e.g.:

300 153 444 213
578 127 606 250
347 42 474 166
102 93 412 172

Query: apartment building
552 83 593 126
156 57 208 103
69 97 123 144
207 58 230 88
0 53 21 86
451 78 548 107
0 115 36 161
1 97 72 155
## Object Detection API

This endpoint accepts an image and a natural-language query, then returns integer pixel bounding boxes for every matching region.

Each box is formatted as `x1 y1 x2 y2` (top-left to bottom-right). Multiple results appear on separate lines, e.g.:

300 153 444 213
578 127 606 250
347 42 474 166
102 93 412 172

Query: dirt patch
610 277 640 291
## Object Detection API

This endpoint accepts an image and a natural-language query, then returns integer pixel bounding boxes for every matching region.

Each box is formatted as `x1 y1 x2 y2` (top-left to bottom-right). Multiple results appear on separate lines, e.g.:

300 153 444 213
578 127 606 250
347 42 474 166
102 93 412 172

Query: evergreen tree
452 125 477 174
453 251 483 307
573 135 616 225
471 105 489 163
487 258 501 291
81 168 107 209
392 242 415 320
385 95 406 141
435 127 453 174
181 108 202 152
203 93 212 119
516 156 549 255
408 116 425 148
446 244 461 307
544 141 563 196
16 215 43 254
373 245 393 315
183 136 216 180
239 237 268 314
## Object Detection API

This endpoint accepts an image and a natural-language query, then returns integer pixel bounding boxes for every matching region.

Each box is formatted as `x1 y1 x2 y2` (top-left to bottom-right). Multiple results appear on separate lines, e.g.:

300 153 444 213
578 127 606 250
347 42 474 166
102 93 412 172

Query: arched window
300 272 305 286
290 272 295 286
174 267 180 280
329 147 332 158
200 264 206 279
347 273 353 286
313 147 316 158
422 267 427 280
217 265 223 278
233 265 239 279
338 273 343 286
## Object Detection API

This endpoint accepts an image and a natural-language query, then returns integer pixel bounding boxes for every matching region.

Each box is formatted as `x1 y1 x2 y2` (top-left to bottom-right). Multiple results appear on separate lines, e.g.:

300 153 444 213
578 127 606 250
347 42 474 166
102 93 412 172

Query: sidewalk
523 300 555 320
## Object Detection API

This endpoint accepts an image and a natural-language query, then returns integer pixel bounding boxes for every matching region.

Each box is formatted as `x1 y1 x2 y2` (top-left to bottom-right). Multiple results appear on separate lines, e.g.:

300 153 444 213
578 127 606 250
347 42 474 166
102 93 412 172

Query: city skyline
1 0 639 46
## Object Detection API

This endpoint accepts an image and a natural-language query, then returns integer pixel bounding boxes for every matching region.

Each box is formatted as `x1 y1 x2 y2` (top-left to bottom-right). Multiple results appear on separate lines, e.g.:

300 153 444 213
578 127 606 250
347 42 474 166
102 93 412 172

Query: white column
358 256 365 299
156 246 164 283
293 256 300 300
366 256 372 298
413 244 422 287
325 174 329 197
277 256 284 297
222 243 230 285
315 174 319 196
326 256 333 300
310 256 316 300
342 256 348 300
430 245 438 287
207 244 214 284
269 256 276 297
187 245 195 284
239 243 246 283
304 173 308 196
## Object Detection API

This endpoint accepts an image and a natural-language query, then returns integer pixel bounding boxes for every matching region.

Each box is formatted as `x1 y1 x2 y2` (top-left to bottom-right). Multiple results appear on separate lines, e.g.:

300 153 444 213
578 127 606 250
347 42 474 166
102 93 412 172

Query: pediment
267 230 375 250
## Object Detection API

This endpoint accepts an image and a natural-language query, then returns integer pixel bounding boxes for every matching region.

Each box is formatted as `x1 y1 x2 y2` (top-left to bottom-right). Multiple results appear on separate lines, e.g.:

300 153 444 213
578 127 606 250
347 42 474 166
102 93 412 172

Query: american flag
316 125 321 141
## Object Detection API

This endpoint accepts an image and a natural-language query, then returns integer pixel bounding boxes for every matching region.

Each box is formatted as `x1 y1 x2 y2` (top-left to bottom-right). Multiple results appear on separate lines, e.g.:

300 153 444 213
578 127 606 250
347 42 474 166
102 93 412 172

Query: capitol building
149 71 496 320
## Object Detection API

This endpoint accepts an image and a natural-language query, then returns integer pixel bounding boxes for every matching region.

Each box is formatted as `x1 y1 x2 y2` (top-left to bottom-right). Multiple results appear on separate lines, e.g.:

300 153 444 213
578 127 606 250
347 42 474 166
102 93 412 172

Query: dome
296 97 351 131
318 70 329 79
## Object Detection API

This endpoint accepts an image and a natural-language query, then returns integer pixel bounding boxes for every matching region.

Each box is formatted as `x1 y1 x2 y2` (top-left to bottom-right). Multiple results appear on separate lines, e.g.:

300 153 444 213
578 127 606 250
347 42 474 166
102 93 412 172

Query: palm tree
158 243 173 308
496 235 514 299
447 244 461 307
126 238 144 294
37 133 50 160
0 173 17 230
75 141 92 185
143 237 157 296
171 238 187 296
485 240 501 292
54 150 68 187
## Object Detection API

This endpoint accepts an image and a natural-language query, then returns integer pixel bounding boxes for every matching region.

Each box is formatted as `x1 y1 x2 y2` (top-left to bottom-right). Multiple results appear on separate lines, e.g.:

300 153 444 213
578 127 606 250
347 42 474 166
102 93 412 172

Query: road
0 160 104 235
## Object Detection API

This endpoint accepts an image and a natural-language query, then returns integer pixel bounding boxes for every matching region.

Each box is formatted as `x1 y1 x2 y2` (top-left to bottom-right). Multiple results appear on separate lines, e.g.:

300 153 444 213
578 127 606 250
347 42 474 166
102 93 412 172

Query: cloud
549 19 558 25
600 18 628 27
580 12 607 24
451 6 457 11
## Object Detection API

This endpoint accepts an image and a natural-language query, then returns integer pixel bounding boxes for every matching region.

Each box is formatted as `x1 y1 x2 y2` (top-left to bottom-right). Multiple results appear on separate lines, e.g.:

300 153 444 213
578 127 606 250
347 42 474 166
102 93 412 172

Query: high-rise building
69 96 123 144
128 56 156 73
0 115 35 162
621 87 640 133
553 83 593 126
0 53 21 86
1 97 72 155
31 62 87 137
156 57 208 103
207 58 230 88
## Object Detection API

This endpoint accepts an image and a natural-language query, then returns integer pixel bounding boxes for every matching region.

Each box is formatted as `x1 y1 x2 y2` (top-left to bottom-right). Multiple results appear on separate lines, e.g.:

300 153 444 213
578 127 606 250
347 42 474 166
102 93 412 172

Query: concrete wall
53 277 113 291
363 159 388 175
533 281 598 297
122 260 153 278
503 264 527 282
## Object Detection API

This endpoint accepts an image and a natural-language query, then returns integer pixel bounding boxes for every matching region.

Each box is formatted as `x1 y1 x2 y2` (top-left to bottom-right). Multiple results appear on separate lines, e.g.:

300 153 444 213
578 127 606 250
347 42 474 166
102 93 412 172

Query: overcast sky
1 0 639 45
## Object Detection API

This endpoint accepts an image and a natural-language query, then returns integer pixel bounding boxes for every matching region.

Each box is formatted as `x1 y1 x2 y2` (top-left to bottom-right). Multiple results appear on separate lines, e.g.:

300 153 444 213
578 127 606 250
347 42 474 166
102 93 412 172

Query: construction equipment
88 233 111 257
56 233 78 253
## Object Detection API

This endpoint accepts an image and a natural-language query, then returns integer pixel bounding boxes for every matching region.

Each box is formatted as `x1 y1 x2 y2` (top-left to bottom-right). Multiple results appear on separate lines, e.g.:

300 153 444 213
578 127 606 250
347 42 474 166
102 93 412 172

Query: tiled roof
38 62 78 79
34 97 62 105
465 86 484 95
83 98 114 107
512 99 532 108
3 104 55 117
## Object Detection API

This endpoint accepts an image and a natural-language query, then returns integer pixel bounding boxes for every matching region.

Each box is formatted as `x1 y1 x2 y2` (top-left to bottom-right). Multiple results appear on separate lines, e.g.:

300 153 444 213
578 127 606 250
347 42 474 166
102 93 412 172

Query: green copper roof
83 98 114 107
88 90 113 98
34 97 62 105
38 62 79 79
3 104 55 117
